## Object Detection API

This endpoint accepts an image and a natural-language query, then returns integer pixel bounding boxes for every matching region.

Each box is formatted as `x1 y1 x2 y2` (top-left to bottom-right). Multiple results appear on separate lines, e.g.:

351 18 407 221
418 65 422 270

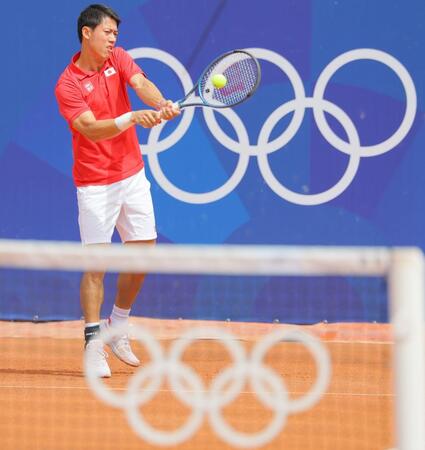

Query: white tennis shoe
85 339 111 378
101 320 140 367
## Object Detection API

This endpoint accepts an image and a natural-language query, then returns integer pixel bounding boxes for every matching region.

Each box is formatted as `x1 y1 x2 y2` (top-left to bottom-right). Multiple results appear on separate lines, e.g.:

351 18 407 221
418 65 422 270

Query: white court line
327 340 392 345
0 384 394 397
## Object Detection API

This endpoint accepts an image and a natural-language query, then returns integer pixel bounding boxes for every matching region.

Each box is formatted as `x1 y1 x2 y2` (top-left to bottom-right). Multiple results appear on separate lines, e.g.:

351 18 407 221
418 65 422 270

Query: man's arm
72 109 162 142
129 73 165 109
129 73 180 120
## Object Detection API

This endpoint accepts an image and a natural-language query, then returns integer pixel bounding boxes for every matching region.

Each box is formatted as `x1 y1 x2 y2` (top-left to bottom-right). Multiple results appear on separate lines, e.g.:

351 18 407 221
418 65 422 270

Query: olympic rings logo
85 325 331 448
128 47 417 205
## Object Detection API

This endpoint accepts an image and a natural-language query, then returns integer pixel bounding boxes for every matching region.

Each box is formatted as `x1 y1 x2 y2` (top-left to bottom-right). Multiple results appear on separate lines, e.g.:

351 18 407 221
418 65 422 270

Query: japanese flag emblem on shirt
104 67 117 77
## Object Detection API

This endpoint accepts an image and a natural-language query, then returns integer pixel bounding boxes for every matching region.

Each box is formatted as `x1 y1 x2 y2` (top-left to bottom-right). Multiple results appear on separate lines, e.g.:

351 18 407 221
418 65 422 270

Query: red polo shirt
55 47 145 186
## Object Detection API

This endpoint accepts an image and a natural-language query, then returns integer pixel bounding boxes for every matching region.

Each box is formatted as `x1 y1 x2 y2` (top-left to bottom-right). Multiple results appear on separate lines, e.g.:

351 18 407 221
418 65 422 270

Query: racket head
197 49 261 108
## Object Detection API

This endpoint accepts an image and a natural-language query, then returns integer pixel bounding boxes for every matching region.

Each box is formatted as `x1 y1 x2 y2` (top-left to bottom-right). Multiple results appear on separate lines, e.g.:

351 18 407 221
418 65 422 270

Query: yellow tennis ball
212 74 227 89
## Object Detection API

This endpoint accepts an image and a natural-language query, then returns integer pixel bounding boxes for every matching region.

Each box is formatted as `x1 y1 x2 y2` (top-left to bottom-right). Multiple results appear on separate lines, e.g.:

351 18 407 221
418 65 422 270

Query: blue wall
1 0 424 322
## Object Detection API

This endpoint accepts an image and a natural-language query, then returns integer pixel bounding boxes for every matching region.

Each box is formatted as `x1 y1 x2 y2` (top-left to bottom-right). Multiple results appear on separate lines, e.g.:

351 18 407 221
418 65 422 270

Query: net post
389 247 425 450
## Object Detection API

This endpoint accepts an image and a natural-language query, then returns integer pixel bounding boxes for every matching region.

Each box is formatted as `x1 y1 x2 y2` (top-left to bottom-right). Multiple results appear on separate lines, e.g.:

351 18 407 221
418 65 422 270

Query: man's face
85 17 118 59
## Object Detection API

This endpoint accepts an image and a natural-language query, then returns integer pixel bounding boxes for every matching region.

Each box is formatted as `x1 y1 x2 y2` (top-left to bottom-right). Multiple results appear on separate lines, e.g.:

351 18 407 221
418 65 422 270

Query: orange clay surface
0 319 394 450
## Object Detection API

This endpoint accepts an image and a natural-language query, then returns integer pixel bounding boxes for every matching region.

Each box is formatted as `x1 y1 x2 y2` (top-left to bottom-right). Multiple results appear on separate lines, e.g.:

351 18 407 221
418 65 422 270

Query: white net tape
0 239 390 275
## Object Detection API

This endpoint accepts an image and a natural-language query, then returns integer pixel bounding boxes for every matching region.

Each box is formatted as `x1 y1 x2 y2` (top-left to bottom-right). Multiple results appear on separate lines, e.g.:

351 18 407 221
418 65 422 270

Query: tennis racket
167 49 261 112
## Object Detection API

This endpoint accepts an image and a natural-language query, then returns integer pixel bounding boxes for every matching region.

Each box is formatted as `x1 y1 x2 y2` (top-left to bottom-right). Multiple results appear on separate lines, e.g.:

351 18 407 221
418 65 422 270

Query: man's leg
103 240 155 367
106 169 157 365
81 270 111 378
76 182 122 378
79 242 110 344
81 271 105 342
115 239 156 309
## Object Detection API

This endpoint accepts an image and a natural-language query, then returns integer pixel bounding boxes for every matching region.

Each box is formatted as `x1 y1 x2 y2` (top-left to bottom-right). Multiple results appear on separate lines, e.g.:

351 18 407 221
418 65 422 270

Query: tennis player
55 4 179 377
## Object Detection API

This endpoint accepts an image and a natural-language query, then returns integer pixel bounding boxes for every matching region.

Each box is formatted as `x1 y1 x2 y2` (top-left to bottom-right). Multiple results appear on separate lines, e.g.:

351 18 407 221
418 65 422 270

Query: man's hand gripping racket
159 49 261 119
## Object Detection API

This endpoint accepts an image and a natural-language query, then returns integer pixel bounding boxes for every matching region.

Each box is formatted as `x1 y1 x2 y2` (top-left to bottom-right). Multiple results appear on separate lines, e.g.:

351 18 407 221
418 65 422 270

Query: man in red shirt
55 4 179 377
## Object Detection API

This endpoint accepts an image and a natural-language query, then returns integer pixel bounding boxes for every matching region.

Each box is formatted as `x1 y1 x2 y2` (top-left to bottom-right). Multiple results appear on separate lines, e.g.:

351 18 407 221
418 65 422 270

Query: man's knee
82 272 105 286
122 272 145 286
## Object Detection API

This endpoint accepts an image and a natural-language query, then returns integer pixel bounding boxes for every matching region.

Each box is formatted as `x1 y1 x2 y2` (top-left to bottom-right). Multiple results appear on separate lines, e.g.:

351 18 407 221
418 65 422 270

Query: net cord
0 239 391 275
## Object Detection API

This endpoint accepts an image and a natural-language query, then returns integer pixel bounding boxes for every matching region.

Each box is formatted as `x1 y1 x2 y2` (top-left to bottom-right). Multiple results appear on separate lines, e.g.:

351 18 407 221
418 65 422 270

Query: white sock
109 305 131 327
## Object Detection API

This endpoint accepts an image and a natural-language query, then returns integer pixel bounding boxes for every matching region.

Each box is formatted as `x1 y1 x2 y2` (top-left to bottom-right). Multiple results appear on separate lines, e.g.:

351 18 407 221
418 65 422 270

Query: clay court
0 319 394 450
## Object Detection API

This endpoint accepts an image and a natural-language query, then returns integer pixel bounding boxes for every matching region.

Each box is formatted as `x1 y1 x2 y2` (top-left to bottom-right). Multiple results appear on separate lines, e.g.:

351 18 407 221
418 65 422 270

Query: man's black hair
78 4 121 43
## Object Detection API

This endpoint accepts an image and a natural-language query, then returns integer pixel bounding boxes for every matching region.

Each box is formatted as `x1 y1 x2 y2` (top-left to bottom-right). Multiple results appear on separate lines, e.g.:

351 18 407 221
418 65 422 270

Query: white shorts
77 169 157 245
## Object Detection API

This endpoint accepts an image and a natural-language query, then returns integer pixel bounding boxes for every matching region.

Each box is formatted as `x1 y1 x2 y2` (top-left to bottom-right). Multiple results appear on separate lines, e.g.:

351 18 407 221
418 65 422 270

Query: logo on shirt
84 82 94 92
104 67 117 77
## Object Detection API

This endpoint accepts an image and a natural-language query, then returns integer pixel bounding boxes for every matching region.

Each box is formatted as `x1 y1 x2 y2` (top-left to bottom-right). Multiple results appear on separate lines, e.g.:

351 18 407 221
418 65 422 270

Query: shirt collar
70 51 112 80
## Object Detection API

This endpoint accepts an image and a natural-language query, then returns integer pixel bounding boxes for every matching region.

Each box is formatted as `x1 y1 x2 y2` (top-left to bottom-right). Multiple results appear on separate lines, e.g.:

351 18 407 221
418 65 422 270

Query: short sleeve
113 47 146 83
55 79 91 124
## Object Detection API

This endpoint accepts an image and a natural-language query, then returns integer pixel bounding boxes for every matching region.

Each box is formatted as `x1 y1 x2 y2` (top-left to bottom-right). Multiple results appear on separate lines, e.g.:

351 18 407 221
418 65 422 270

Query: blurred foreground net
0 240 423 450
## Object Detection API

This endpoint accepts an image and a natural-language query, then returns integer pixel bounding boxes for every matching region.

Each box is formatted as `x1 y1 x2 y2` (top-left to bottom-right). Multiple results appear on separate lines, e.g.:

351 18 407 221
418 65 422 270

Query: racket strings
201 52 260 107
